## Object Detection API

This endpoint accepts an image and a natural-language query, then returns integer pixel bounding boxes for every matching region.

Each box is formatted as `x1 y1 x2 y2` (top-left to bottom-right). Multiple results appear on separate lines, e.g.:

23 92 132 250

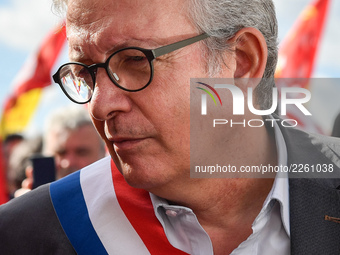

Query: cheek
148 60 193 132
91 118 105 138
91 118 111 151
148 73 189 117
149 79 190 153
91 116 123 170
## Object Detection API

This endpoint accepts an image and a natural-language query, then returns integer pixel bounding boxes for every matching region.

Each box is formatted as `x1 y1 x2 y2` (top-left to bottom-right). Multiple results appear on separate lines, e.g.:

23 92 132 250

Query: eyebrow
105 37 166 54
68 36 160 62
68 34 204 63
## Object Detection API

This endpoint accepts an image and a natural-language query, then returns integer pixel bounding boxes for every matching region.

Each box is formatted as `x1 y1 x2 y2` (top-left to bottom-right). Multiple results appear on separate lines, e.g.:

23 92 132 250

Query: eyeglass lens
108 49 152 90
57 48 152 103
59 64 94 103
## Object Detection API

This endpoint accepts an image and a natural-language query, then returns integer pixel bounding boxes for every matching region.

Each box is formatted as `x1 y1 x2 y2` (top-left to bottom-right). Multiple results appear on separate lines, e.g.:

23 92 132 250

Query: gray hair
52 0 68 15
44 106 92 133
43 105 105 153
52 0 278 109
187 0 278 109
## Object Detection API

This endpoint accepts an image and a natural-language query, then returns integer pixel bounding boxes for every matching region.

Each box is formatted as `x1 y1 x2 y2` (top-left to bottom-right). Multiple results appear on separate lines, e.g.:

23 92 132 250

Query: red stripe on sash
111 160 189 255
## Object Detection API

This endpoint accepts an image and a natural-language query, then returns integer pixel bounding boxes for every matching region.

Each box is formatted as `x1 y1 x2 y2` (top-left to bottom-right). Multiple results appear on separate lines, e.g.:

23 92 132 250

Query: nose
60 158 72 170
89 68 132 121
58 155 79 178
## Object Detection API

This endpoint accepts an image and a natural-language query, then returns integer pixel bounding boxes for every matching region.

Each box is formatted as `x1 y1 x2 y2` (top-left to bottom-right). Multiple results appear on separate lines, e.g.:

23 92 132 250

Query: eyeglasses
53 33 209 104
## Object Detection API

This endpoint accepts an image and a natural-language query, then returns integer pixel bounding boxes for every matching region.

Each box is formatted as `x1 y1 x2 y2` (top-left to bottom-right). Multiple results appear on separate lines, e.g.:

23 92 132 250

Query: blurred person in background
3 134 24 160
42 105 106 179
18 106 106 193
2 134 25 198
2 134 24 174
7 136 43 198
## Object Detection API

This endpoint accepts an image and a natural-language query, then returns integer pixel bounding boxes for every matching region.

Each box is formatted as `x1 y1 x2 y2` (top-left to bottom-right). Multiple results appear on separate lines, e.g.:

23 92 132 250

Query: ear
230 27 268 79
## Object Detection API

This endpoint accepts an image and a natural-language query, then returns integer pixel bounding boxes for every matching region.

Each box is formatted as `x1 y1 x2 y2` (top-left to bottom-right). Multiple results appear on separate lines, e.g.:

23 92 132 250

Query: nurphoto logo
195 79 312 128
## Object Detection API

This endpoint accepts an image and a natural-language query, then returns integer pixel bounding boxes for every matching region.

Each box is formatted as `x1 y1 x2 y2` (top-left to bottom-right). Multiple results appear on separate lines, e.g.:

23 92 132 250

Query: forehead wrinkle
67 0 112 43
67 16 106 45
66 0 195 62
66 26 88 61
67 20 110 62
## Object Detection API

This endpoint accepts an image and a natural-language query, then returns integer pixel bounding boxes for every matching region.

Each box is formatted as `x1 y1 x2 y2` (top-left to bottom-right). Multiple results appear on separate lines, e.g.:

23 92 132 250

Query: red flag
275 0 330 81
0 23 66 138
275 0 330 133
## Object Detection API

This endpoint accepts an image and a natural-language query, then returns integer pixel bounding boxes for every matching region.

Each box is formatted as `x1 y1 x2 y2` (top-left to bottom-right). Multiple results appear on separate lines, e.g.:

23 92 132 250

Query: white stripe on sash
80 156 150 255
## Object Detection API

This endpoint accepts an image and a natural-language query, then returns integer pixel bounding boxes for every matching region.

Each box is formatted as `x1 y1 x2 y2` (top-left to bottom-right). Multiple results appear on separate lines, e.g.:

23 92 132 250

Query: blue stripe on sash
50 171 107 254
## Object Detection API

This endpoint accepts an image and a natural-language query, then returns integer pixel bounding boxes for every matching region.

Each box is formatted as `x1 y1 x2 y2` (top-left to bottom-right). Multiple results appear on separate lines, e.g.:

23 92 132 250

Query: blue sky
0 0 339 135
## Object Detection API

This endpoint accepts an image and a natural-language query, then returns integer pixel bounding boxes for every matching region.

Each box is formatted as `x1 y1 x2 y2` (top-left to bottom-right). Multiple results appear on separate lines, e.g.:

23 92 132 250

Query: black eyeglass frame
53 33 209 104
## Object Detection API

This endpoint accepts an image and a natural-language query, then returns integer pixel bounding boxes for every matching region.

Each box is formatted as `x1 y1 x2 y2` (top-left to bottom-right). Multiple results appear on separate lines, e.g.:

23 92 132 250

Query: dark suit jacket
0 126 340 254
281 126 340 254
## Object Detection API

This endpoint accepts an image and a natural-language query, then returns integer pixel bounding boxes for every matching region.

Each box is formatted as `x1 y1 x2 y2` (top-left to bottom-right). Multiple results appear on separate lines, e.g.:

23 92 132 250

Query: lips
109 137 147 151
104 120 152 152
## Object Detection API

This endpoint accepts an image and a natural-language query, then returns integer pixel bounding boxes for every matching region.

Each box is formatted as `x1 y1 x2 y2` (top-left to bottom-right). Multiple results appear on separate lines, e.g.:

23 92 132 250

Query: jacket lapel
280 125 340 254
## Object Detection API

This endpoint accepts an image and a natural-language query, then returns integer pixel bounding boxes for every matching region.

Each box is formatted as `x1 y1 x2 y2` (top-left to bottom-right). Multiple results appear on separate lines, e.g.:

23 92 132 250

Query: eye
113 49 149 65
123 54 148 66
128 55 146 62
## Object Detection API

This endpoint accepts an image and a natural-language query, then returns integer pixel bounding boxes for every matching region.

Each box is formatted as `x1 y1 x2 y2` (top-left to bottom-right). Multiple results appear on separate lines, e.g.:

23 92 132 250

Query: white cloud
0 0 63 52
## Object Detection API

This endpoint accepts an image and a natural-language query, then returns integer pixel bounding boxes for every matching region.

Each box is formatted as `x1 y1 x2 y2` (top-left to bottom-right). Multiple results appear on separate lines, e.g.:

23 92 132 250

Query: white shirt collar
150 119 291 238
264 119 290 236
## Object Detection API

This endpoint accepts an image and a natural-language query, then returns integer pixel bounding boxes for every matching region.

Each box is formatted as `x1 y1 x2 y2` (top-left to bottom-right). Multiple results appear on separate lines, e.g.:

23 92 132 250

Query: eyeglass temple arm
151 33 209 58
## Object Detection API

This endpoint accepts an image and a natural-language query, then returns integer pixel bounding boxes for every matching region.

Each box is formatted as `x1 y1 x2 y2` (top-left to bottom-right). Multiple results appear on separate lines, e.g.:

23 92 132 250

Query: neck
156 118 277 205
151 122 278 252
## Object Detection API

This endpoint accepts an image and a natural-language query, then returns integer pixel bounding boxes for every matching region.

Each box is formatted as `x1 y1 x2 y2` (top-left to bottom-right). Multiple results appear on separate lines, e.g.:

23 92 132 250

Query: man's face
66 0 234 192
45 125 104 179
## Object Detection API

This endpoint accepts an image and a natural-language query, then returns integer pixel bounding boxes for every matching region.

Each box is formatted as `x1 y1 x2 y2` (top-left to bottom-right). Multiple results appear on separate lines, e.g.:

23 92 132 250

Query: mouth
109 137 147 151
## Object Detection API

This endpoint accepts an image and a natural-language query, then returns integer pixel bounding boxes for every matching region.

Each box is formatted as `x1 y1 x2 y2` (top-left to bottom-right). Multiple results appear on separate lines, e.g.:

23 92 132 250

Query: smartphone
31 155 56 189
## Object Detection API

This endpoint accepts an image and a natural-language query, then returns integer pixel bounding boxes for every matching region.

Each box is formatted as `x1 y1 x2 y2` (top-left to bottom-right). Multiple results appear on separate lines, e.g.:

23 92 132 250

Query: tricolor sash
50 157 189 254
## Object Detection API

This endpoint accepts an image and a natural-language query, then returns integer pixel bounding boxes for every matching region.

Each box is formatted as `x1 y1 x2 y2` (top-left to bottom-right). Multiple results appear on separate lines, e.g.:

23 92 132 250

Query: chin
110 147 187 193
119 160 180 195
120 165 164 190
